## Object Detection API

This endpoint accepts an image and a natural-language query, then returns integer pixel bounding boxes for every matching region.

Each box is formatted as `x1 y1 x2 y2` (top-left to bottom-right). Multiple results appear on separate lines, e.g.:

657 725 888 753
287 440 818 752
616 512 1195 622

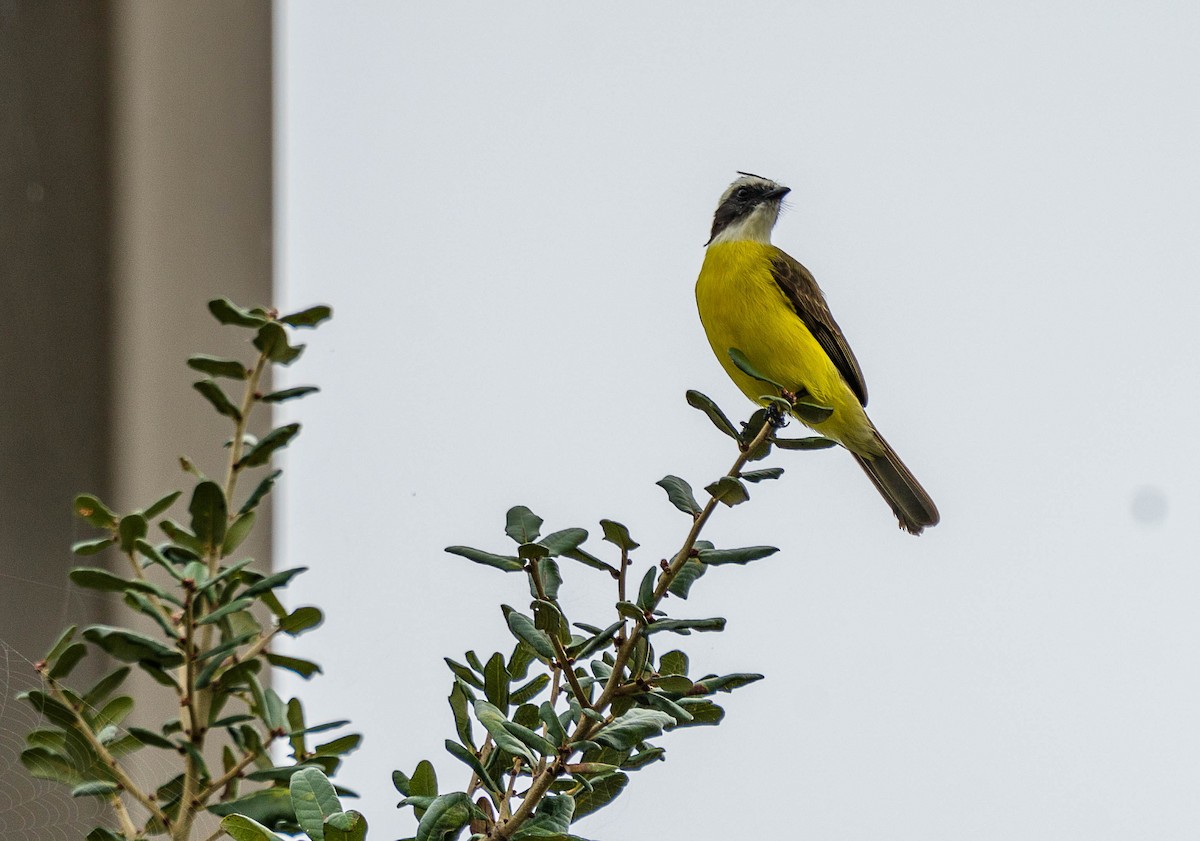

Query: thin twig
108 791 140 838
199 734 273 801
223 352 269 524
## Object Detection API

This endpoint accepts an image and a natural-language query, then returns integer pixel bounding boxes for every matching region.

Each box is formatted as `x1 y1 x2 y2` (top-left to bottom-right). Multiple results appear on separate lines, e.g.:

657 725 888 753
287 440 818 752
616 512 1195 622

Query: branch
223 351 269 515
528 559 590 709
108 791 140 838
490 417 778 840
47 682 169 826
199 733 275 801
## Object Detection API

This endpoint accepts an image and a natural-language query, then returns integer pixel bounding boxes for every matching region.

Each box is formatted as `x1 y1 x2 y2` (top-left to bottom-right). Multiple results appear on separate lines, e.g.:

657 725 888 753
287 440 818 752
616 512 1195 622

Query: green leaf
508 641 536 681
728 347 787 392
561 545 615 573
325 810 369 841
790 399 834 425
635 567 656 610
519 542 549 562
143 490 183 520
504 607 557 661
635 690 694 722
685 389 740 439
659 650 689 677
395 760 438 818
208 787 295 828
126 726 177 749
772 435 837 450
410 759 439 798
593 709 676 750
223 511 256 555
655 673 694 695
117 513 148 553
569 620 623 660
71 537 116 556
188 354 249 379
572 771 629 820
71 568 173 602
697 545 779 565
262 687 289 731
291 719 351 737
692 673 764 694
280 304 333 328
73 494 117 529
599 519 639 551
539 701 567 746
740 467 784 483
510 673 550 705
414 792 473 841
656 475 702 516
239 423 301 468
196 597 253 626
189 481 228 554
159 519 205 555
83 666 130 707
674 698 726 727
503 717 558 757
445 545 523 572
45 626 78 667
279 606 324 636
645 617 726 635
72 780 120 798
444 658 484 690
261 386 320 403
286 699 307 756
240 566 307 598
483 652 511 714
623 746 666 769
220 814 287 841
444 740 500 794
511 794 574 838
46 642 87 680
316 733 362 757
82 625 183 666
20 746 82 785
209 297 269 327
194 379 243 420
704 476 749 507
254 322 305 365
615 601 645 623
448 681 475 750
91 695 134 731
239 469 282 515
474 700 535 764
505 505 543 544
87 829 126 841
195 556 255 596
266 652 322 679
539 528 587 557
534 557 563 600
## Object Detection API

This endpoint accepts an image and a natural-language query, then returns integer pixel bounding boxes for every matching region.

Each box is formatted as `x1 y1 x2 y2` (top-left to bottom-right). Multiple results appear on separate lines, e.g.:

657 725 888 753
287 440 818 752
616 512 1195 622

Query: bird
694 172 939 534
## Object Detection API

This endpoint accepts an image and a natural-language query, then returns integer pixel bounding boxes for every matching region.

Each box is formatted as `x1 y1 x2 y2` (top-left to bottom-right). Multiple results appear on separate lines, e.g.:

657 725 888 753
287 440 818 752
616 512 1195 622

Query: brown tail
852 432 940 536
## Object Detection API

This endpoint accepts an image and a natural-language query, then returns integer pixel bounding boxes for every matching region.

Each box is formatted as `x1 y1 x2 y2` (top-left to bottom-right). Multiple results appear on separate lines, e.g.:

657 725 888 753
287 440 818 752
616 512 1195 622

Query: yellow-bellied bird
695 173 939 534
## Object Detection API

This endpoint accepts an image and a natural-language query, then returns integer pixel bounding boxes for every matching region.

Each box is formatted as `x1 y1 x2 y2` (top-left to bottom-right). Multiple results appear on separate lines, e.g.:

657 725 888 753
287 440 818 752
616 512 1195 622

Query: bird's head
706 172 791 246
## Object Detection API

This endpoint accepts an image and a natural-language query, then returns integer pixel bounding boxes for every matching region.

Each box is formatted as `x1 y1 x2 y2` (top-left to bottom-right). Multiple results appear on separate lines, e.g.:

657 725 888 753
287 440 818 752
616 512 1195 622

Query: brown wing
768 248 869 406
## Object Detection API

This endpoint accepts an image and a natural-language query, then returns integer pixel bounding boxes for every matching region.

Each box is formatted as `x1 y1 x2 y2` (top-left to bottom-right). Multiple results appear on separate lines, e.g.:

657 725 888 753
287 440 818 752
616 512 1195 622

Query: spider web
0 570 207 840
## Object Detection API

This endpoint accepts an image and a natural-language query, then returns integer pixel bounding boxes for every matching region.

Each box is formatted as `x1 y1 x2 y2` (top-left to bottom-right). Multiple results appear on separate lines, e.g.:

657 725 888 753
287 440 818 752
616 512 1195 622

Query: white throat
708 203 779 246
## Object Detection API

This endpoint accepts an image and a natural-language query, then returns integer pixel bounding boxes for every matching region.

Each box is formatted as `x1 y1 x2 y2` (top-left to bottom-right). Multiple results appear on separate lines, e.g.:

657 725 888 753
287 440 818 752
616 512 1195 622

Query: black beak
763 185 790 200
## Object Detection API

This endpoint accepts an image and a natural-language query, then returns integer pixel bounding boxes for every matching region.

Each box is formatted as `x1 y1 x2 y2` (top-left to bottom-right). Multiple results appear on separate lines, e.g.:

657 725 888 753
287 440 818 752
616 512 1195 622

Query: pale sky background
275 3 1200 839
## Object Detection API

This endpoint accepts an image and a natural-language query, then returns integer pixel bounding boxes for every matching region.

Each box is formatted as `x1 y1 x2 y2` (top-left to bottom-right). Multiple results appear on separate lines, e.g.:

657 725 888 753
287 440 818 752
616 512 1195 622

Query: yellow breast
695 241 874 450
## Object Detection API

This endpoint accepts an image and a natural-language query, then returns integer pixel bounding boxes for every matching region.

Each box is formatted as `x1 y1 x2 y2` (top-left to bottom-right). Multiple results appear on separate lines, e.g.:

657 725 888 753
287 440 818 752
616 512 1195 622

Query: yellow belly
695 241 877 453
